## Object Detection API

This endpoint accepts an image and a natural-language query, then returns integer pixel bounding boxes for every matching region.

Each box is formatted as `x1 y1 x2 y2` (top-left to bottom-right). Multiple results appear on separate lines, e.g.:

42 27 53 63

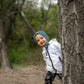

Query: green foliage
9 47 26 64
47 5 59 41
1 0 60 65
0 0 18 19
8 45 44 65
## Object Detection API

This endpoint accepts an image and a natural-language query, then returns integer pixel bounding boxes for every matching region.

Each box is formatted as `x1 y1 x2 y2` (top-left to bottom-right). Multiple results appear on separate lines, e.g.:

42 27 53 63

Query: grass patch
12 63 28 67
12 61 45 67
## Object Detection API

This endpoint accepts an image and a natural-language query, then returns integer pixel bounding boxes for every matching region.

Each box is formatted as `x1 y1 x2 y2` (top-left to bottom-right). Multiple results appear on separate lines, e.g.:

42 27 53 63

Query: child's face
35 34 47 47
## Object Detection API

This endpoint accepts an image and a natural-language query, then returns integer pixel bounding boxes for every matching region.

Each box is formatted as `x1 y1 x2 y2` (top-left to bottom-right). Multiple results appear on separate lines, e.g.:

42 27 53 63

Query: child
32 26 62 84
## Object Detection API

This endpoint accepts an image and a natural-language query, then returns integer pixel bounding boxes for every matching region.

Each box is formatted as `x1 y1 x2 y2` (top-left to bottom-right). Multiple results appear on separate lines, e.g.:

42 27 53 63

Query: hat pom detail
39 25 41 31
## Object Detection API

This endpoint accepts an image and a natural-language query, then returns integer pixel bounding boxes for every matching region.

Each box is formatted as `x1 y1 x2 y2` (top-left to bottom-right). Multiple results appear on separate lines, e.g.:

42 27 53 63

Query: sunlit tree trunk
45 0 51 26
58 0 84 84
0 20 12 72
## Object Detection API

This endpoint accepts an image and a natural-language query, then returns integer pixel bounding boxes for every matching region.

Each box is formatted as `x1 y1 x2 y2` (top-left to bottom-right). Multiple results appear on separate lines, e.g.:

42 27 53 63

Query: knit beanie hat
32 26 49 42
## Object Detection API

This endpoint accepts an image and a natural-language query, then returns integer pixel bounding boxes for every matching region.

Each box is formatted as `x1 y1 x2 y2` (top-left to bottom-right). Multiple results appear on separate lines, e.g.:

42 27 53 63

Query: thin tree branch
19 11 35 34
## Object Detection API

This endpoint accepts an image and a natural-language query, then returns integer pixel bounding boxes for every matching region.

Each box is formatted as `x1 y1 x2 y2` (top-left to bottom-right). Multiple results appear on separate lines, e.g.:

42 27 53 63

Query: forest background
0 0 59 67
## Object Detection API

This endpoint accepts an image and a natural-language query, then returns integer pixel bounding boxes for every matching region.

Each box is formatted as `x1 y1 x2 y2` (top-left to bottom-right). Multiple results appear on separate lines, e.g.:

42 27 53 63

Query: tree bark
0 20 12 72
58 0 84 84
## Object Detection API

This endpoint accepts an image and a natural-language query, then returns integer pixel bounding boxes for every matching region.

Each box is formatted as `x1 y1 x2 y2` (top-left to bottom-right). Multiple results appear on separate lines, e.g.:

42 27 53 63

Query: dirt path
0 65 62 84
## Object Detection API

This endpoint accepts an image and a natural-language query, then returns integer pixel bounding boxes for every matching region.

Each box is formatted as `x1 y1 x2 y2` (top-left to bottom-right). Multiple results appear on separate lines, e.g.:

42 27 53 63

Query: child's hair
32 26 49 42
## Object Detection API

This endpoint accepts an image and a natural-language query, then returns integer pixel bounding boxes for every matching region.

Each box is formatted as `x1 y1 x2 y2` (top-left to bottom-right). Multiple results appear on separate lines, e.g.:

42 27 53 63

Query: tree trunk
58 0 84 84
0 20 12 72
